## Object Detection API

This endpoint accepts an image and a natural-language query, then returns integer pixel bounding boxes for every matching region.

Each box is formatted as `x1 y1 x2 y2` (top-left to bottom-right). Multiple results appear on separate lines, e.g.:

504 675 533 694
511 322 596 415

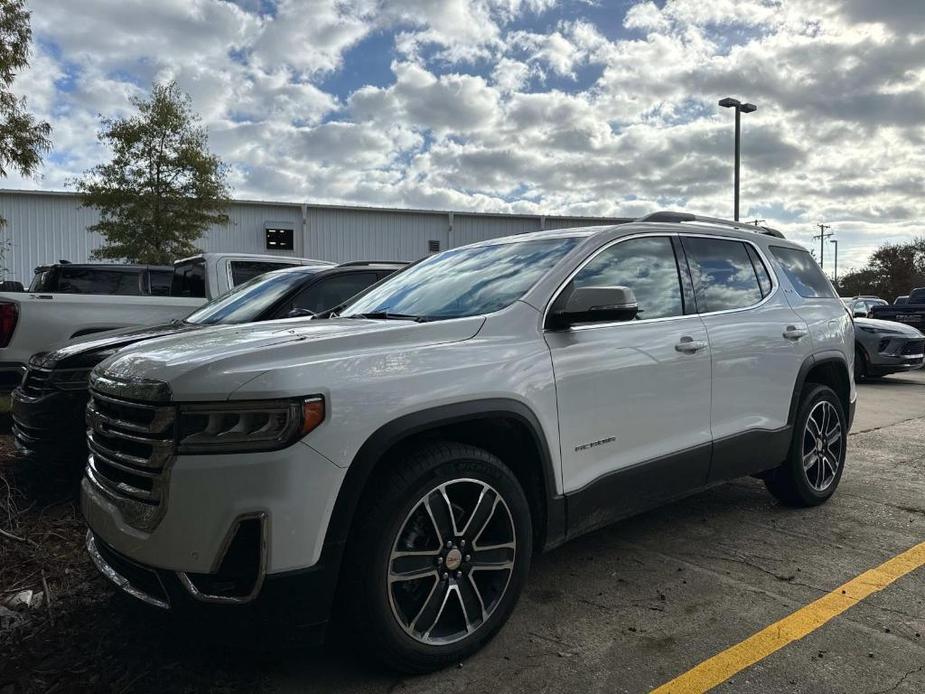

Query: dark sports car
11 261 404 458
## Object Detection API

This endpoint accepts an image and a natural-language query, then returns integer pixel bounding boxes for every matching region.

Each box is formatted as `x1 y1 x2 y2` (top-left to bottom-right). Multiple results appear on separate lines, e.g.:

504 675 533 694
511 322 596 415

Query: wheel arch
789 352 852 426
323 399 564 562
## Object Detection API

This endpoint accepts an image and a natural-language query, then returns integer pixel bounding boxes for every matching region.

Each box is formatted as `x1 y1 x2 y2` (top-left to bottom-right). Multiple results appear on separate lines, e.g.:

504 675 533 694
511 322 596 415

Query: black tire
853 346 868 382
765 384 847 507
342 441 532 673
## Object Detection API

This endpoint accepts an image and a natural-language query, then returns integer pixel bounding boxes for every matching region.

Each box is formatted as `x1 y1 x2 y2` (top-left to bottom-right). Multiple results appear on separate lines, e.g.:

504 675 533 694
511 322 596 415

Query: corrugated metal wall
0 191 625 283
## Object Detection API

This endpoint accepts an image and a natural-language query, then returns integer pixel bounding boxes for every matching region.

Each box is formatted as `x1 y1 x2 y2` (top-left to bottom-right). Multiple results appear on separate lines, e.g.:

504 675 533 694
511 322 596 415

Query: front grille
19 366 53 397
901 340 924 356
86 388 177 531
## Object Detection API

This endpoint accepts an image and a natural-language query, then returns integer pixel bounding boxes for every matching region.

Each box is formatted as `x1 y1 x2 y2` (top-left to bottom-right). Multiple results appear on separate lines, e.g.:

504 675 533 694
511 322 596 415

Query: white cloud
8 0 925 270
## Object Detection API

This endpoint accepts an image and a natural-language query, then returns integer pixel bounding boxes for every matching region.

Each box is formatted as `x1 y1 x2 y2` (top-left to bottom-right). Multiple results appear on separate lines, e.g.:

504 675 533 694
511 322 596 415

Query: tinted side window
291 272 379 314
571 236 684 320
683 238 763 312
149 269 173 296
769 246 835 299
171 259 206 298
58 268 142 295
230 261 293 286
30 269 55 292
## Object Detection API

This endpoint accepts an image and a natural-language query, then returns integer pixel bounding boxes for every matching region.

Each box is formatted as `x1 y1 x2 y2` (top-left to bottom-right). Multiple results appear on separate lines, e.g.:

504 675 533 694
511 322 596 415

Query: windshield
339 237 580 321
185 270 315 325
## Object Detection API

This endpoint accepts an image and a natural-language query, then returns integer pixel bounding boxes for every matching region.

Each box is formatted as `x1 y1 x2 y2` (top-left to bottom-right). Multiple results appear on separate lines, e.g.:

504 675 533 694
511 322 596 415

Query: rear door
545 234 712 531
769 244 854 369
680 235 809 481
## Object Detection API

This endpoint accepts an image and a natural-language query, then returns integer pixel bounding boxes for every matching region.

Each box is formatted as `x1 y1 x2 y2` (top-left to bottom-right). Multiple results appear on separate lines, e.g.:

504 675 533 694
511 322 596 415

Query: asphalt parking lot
270 372 925 694
2 372 924 693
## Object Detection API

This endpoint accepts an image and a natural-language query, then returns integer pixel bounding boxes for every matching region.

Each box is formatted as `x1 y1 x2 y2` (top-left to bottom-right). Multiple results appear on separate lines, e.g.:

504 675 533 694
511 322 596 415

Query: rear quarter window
769 246 835 299
57 267 142 295
171 259 206 298
230 260 296 286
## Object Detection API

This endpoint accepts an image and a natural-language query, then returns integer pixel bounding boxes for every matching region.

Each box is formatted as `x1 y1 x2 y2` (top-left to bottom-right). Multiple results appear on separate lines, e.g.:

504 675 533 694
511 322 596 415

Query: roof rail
337 260 410 267
637 210 785 238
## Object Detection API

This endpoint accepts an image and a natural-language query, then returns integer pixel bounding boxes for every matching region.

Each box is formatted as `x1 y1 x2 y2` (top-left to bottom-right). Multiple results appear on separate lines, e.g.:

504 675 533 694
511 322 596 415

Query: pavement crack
696 549 826 590
865 664 925 694
850 415 925 436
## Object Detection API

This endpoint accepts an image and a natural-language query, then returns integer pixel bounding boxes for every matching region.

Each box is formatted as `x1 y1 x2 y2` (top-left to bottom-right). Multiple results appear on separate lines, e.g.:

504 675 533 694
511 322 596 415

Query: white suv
81 213 855 672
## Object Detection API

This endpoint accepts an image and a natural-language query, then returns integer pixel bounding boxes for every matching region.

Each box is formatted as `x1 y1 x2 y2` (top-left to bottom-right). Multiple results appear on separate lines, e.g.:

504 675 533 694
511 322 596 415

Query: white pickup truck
0 252 331 393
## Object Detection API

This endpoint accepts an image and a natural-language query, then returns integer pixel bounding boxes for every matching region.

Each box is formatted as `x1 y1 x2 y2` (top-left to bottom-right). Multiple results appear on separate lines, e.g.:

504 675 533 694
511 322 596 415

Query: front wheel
343 442 532 673
765 384 847 507
853 346 868 382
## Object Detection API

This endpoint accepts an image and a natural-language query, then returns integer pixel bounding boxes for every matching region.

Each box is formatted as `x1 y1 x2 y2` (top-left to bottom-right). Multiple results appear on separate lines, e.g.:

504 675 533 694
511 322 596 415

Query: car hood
854 317 924 337
94 316 485 400
34 322 204 369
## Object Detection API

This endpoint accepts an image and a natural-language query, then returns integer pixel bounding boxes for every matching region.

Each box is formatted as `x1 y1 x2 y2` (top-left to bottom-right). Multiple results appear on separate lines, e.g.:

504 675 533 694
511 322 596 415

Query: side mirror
550 286 638 329
286 307 316 318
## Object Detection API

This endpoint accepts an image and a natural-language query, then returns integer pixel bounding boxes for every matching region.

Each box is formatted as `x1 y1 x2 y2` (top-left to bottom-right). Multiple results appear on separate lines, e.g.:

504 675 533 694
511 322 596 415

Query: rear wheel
765 384 846 507
343 441 532 673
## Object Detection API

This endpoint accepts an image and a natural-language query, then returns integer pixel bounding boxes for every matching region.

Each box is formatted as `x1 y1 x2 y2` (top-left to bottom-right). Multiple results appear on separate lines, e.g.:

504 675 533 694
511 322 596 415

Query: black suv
29 263 174 296
12 261 405 459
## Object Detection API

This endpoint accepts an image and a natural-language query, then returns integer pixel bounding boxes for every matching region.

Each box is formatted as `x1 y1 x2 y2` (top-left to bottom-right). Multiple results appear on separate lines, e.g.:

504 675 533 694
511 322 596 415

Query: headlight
858 326 902 336
177 396 325 454
49 367 94 391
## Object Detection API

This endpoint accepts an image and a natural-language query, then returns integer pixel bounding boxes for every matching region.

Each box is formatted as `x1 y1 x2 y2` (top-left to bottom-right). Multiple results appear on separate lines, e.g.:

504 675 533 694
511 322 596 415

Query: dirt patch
0 437 270 693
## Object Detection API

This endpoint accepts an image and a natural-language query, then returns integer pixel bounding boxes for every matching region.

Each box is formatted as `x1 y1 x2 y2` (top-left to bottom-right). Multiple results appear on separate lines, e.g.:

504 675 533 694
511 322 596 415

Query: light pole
719 97 757 221
813 223 833 273
830 238 839 284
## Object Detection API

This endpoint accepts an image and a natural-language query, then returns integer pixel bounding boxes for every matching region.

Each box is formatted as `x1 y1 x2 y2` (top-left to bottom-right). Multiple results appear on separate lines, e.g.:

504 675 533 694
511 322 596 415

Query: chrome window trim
541 231 781 333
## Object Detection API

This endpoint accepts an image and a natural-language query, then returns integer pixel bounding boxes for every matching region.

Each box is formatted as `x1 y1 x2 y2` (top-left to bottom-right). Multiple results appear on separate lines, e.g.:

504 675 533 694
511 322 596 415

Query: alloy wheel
802 400 843 492
387 478 516 646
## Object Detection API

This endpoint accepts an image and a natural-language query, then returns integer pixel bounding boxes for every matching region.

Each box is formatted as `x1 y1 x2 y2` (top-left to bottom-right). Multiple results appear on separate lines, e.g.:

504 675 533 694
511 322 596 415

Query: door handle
675 337 707 354
783 326 808 341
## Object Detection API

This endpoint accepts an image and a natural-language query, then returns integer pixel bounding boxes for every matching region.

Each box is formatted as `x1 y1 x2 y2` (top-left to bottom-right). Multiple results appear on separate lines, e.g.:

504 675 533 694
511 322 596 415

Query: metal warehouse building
0 189 625 285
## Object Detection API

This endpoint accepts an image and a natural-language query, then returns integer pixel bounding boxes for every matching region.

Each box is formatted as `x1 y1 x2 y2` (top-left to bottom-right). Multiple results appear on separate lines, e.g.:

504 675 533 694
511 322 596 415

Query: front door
544 234 712 535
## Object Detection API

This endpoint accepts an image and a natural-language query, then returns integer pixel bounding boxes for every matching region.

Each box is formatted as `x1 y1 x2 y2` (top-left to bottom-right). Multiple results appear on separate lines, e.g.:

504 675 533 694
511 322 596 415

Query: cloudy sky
8 0 925 271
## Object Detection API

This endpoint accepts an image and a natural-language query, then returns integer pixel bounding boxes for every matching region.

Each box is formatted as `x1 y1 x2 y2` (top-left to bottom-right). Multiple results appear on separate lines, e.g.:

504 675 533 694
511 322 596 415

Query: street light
718 97 757 221
830 238 839 284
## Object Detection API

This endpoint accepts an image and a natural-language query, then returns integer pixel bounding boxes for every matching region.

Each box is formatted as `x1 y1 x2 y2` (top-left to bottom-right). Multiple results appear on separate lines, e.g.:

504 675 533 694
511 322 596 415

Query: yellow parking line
651 541 925 694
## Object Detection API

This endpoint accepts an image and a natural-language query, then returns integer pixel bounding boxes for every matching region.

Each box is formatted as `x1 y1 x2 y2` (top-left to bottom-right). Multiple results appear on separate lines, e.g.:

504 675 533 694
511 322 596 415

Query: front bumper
87 530 341 641
81 442 346 574
866 336 925 376
82 441 348 631
11 386 89 458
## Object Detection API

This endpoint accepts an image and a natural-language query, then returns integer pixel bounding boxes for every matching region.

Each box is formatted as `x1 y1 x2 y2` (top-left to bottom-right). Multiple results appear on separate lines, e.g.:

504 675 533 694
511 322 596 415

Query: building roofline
0 188 627 223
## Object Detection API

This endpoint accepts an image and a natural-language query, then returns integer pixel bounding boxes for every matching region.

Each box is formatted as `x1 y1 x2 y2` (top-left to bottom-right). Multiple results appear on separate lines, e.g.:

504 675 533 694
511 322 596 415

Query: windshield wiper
344 311 431 322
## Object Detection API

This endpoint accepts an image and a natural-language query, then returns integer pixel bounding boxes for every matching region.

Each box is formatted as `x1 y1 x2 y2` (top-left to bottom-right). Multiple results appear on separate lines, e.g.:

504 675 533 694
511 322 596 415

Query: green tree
0 0 52 274
75 81 230 264
839 239 925 300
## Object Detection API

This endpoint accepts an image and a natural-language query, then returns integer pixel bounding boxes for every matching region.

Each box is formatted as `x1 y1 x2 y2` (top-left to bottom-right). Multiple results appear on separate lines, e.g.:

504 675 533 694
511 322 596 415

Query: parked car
12 261 404 458
0 253 329 393
869 287 925 328
853 316 925 380
29 263 173 296
843 296 887 318
894 295 909 305
81 212 854 672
